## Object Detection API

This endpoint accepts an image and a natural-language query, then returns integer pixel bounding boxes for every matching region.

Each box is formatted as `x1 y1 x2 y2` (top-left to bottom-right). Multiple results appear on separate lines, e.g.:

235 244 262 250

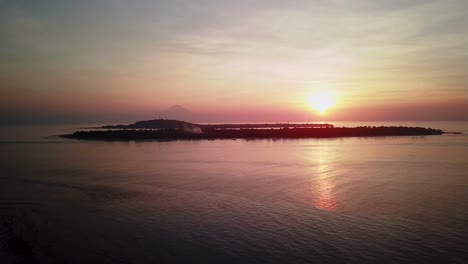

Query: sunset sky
1 0 467 124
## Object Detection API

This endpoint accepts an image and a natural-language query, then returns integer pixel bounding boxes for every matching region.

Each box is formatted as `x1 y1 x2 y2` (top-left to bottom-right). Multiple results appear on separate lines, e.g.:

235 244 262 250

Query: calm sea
0 121 467 263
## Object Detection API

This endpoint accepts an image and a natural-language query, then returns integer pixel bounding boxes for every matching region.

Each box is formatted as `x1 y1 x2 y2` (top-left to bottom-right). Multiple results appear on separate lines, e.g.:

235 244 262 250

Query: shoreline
60 126 444 141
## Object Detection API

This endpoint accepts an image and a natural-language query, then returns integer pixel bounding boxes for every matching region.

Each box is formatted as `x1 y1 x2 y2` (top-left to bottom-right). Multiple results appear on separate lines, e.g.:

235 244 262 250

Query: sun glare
308 91 336 114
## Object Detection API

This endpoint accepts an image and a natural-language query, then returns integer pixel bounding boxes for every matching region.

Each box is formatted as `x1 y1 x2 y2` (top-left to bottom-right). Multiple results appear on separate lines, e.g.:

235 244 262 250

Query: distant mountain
159 105 195 121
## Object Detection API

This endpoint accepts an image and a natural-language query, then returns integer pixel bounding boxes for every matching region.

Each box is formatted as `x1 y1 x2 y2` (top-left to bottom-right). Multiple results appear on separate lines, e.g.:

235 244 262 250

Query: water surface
0 122 467 263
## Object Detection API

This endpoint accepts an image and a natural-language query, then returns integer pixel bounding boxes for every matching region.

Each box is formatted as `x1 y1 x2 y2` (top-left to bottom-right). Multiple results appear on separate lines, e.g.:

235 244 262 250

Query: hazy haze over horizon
1 0 468 124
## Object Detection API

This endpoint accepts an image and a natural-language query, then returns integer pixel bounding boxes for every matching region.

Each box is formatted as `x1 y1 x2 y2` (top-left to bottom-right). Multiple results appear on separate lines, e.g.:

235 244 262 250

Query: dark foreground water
0 122 467 263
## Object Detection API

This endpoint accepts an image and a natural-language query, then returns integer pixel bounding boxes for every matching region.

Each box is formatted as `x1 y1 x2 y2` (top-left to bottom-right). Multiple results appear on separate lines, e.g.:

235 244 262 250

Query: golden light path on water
309 145 338 211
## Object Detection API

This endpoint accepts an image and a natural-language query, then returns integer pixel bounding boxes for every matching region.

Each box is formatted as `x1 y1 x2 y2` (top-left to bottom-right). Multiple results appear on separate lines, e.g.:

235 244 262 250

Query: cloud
1 0 467 122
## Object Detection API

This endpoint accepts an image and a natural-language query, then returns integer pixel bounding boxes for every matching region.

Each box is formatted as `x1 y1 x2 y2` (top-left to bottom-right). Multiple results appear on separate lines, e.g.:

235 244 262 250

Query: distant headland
60 119 444 141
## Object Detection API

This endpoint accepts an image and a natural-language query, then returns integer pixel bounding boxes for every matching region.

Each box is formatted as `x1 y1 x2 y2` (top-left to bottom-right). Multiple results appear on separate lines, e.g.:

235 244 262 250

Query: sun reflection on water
310 148 338 211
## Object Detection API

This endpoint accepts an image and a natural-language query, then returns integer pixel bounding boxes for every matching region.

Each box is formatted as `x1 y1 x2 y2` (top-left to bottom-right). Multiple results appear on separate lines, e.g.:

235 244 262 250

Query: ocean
0 121 467 263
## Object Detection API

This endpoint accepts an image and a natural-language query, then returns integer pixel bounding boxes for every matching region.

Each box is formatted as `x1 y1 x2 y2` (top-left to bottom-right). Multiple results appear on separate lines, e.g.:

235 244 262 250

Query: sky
1 0 467 124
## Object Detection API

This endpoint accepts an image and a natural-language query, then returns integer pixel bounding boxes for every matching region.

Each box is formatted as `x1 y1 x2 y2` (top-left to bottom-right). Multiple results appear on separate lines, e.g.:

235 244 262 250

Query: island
59 119 444 141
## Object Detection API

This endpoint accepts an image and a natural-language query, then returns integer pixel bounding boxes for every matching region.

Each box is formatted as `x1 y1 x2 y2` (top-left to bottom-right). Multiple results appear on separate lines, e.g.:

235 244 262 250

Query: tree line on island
60 119 444 141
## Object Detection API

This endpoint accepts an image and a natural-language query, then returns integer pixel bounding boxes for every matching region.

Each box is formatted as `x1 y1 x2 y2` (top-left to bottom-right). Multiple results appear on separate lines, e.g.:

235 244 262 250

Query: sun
308 91 336 114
